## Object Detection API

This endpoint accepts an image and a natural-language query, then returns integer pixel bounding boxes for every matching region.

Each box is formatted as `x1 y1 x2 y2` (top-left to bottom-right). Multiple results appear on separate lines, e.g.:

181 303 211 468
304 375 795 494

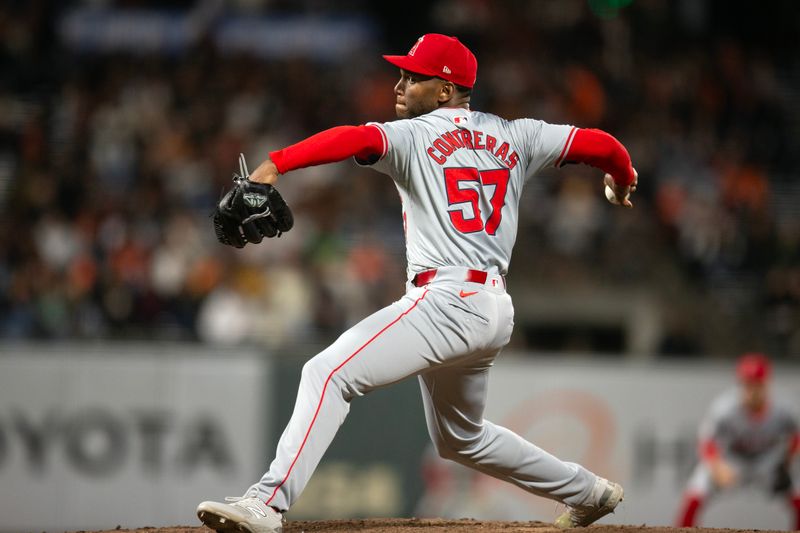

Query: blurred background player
677 353 800 528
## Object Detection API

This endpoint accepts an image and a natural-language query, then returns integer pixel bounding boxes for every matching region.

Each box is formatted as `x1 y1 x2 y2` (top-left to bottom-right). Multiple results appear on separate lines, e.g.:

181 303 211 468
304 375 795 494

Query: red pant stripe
265 289 430 506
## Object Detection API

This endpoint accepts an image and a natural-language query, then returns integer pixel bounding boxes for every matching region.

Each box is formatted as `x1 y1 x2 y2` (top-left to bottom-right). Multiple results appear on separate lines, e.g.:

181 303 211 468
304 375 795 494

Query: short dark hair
436 77 472 96
455 84 472 96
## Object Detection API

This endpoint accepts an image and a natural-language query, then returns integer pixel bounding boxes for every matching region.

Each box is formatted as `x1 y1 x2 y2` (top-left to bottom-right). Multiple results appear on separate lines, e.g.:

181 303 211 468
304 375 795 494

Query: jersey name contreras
364 108 575 278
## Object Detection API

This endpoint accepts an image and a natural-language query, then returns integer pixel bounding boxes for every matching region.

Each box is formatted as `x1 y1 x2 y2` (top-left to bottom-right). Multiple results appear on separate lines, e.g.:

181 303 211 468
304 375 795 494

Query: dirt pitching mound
77 518 786 533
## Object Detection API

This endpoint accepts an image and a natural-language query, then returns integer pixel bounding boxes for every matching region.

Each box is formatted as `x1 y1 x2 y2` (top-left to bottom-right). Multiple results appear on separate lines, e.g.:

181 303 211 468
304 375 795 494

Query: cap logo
408 36 424 56
442 65 451 74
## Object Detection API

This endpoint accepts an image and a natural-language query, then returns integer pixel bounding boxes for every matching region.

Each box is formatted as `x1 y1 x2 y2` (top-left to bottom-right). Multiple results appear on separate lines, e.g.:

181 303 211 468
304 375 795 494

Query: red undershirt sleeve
700 439 720 463
268 125 386 174
790 432 800 456
561 128 636 187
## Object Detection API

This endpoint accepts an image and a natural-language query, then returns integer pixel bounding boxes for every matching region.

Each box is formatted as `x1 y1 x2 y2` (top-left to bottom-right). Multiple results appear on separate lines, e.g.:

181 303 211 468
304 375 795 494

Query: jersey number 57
444 167 510 236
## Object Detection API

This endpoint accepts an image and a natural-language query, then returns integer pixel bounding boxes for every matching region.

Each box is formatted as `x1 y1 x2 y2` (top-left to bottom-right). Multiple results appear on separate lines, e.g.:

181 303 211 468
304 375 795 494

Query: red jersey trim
367 122 389 160
554 126 578 167
353 123 388 166
264 289 430 506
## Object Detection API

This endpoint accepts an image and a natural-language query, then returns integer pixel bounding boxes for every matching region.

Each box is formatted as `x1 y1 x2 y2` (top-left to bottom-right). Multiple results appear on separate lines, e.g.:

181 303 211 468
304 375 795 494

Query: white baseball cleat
554 476 624 528
197 496 284 533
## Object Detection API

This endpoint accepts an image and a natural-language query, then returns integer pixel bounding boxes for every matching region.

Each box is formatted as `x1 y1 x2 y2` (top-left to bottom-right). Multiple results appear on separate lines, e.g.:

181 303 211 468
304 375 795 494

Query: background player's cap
736 352 771 383
383 33 478 89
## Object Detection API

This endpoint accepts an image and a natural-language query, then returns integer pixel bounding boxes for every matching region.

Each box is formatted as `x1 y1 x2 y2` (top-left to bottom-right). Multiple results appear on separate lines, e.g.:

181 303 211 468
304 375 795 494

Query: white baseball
605 184 626 205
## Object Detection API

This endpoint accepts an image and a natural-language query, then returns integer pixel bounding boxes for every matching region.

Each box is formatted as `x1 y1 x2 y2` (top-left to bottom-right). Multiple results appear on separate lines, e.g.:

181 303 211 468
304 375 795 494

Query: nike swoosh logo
459 290 478 298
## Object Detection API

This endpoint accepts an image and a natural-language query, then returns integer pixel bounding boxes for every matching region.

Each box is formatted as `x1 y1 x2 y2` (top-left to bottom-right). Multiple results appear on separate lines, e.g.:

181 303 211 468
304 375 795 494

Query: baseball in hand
605 184 627 205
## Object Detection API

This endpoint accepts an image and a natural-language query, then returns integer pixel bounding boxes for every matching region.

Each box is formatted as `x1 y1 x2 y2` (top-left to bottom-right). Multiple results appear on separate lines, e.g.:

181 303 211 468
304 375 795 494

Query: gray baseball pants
247 267 597 511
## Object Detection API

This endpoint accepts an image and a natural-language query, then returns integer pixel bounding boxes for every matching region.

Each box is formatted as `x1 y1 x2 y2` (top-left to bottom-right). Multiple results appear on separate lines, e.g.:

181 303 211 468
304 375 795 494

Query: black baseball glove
213 154 294 248
772 462 793 495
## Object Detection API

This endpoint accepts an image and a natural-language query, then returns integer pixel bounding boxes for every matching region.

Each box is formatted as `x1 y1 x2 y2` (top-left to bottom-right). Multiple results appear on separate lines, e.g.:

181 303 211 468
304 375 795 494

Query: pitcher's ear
438 80 456 103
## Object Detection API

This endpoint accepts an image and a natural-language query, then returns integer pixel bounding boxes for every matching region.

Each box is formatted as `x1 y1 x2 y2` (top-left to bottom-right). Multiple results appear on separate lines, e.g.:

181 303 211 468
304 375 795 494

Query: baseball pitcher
200 34 638 532
677 353 800 528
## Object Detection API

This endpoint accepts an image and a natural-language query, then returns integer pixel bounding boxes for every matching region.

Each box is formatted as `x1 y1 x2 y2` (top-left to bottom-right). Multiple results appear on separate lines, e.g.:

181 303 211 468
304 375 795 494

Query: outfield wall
1 346 798 531
0 345 271 532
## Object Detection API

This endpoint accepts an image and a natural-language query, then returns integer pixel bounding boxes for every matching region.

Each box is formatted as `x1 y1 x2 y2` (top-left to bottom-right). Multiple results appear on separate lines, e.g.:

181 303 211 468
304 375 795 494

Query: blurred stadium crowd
1 0 798 357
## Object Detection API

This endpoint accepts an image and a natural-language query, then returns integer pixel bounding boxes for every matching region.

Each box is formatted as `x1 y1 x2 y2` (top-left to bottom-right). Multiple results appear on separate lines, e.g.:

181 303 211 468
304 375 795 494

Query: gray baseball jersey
367 107 574 278
687 388 799 495
701 389 797 461
246 109 601 515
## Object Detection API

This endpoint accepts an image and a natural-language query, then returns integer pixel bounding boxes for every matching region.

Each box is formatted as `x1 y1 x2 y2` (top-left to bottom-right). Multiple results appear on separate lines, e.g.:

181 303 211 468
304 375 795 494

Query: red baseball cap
736 352 771 383
383 33 478 89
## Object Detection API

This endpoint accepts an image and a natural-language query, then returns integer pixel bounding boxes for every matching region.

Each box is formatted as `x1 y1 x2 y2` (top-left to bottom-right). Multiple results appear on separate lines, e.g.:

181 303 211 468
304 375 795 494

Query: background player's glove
213 154 294 248
772 462 793 495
